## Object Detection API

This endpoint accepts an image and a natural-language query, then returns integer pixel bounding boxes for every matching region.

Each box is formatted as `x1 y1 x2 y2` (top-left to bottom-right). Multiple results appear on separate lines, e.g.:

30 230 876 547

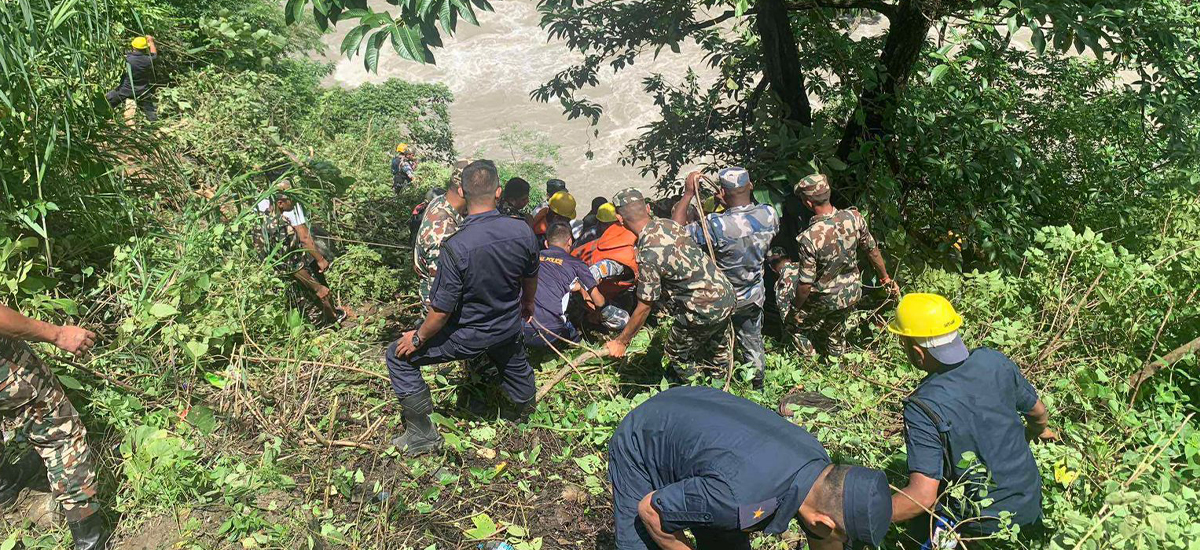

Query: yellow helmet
596 203 617 223
887 293 963 338
396 143 408 153
549 191 577 219
131 36 149 50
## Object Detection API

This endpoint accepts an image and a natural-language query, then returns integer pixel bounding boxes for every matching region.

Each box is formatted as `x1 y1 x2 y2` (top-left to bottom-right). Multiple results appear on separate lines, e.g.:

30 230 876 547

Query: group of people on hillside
0 126 1054 548
390 159 1057 548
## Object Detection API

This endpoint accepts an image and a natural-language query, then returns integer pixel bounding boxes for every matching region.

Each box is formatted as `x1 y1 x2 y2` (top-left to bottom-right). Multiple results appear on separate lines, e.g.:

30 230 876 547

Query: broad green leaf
341 24 369 55
284 0 306 25
927 64 950 85
464 513 498 539
185 405 218 434
1031 26 1046 54
364 30 387 72
149 302 178 318
57 374 83 390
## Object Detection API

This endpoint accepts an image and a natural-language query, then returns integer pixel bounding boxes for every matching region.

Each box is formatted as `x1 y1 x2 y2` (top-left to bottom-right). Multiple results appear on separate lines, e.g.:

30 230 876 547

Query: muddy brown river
315 0 714 205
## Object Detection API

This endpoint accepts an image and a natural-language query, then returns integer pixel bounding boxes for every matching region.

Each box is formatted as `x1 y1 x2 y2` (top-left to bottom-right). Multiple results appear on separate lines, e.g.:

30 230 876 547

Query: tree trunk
755 0 811 128
836 0 933 167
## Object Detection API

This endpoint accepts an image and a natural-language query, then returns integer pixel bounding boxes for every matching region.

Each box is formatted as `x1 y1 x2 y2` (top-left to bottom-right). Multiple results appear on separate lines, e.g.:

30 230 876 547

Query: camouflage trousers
0 339 99 522
732 304 766 382
787 306 852 357
664 320 732 380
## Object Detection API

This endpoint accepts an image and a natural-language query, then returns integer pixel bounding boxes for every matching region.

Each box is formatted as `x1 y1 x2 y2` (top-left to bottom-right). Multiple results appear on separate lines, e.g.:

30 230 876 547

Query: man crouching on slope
385 160 542 457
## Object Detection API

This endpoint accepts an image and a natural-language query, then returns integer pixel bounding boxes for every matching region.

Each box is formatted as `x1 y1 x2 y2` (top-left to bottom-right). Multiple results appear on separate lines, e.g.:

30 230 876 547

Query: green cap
612 188 646 208
795 173 830 199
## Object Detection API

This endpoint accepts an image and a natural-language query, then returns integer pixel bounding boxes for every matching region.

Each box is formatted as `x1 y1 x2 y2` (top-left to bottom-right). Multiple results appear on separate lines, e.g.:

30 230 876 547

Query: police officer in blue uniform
887 294 1054 541
386 160 541 457
608 387 893 550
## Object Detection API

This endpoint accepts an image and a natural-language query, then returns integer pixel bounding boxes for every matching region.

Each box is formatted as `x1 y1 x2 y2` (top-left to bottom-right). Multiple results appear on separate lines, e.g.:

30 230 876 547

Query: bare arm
605 299 653 357
586 286 606 310
637 492 695 550
292 223 329 271
1024 400 1056 441
394 308 452 359
147 35 157 55
671 173 702 226
866 248 899 295
521 276 538 321
891 472 940 522
0 304 95 356
789 283 813 321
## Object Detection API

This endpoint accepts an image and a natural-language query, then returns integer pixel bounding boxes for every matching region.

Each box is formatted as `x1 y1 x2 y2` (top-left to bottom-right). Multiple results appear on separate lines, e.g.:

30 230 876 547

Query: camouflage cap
612 188 646 208
795 173 830 199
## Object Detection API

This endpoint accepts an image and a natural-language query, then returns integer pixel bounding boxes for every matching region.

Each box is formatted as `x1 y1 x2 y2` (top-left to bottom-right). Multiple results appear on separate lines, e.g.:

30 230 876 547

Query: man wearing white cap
887 293 1056 541
672 167 779 388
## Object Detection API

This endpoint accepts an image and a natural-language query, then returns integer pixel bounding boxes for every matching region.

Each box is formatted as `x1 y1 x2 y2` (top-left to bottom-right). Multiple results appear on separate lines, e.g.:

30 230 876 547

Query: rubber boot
68 512 111 550
500 399 535 424
390 389 443 457
0 449 45 509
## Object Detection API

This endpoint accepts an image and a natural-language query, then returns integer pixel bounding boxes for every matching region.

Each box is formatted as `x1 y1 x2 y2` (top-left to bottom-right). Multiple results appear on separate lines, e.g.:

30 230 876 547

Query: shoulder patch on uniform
739 497 779 530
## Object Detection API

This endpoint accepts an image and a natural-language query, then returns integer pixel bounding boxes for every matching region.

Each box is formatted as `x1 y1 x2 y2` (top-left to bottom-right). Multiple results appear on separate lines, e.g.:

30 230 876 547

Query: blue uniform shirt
430 210 540 347
608 387 830 541
904 348 1043 532
529 247 596 336
686 203 779 308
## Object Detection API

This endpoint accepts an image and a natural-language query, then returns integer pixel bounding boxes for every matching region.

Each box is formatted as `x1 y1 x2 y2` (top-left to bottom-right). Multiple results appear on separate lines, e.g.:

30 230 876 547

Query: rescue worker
573 198 609 240
523 223 606 347
887 294 1055 541
106 36 158 123
255 181 348 323
391 143 417 194
412 177 467 307
531 191 577 242
571 202 636 331
530 179 569 223
386 160 540 456
603 188 735 381
785 174 899 356
575 197 611 246
609 386 892 550
0 304 109 549
498 177 531 219
671 168 778 388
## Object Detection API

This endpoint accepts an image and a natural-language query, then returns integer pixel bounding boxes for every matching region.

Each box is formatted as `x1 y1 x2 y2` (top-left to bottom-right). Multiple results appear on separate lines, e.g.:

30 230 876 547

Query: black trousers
385 330 536 404
106 86 157 121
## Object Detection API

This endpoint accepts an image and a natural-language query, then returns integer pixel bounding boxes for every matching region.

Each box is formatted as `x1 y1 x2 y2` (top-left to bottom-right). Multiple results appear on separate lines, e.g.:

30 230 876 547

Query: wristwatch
411 332 423 349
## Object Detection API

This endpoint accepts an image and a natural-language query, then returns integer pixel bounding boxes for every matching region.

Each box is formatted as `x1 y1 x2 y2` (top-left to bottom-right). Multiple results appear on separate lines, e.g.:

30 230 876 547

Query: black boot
68 512 111 550
390 389 443 457
0 449 45 509
500 398 535 424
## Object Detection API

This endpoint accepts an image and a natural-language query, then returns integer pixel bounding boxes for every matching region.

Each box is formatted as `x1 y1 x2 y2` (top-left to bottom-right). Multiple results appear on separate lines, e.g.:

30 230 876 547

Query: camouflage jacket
497 199 526 219
686 203 778 308
413 194 463 281
795 207 878 310
635 218 735 327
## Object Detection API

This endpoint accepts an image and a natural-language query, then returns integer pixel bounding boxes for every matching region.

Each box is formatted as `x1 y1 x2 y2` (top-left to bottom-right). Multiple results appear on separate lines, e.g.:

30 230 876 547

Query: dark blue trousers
385 330 536 404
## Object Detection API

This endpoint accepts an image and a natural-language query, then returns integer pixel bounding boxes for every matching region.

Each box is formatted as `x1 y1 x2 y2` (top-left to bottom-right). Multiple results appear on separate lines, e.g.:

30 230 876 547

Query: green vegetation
1 0 1197 549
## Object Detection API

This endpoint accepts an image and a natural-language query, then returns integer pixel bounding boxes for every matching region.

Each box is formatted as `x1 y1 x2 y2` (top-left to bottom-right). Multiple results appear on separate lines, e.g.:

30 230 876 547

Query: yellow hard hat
596 203 617 223
396 143 408 153
549 191 577 219
887 293 963 338
131 36 149 50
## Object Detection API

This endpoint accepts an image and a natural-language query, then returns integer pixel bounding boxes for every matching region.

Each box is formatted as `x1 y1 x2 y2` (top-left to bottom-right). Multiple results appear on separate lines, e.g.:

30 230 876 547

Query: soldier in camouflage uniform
783 174 899 356
497 177 531 220
672 167 778 387
604 188 736 381
413 175 467 307
0 304 109 549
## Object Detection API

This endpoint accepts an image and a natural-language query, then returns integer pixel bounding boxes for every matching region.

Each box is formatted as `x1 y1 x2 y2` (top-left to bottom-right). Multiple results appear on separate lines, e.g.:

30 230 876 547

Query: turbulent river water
315 0 712 205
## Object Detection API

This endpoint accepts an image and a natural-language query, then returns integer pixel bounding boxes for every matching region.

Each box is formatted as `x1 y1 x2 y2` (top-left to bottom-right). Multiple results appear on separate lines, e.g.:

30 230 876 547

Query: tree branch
786 0 897 17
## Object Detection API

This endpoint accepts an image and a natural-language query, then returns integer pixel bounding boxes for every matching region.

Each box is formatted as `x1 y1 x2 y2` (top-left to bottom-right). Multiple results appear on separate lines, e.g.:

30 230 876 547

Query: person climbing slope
106 35 158 123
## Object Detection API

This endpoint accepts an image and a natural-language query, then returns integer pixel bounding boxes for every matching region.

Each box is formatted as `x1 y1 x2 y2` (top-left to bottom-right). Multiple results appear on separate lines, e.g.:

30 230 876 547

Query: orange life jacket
571 223 638 297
